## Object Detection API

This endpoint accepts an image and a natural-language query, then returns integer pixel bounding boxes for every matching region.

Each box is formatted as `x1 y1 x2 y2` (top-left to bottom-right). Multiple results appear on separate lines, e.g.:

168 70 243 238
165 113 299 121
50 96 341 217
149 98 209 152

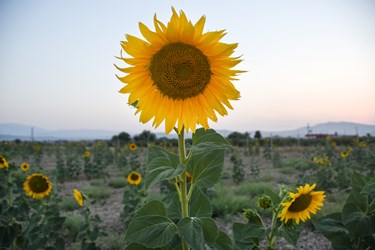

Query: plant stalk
177 129 189 250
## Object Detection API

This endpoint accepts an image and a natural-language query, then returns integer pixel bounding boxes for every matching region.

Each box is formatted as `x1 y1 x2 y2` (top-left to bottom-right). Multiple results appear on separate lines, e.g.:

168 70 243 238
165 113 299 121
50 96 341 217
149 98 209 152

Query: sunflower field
1 7 375 250
0 132 374 249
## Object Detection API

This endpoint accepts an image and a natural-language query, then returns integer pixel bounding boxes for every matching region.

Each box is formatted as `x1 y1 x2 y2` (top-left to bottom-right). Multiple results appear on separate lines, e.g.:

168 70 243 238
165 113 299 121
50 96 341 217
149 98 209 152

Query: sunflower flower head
358 141 366 148
116 8 243 134
73 189 84 206
23 173 53 199
278 183 325 224
0 155 9 169
128 143 138 151
21 162 30 171
127 171 142 185
83 151 91 158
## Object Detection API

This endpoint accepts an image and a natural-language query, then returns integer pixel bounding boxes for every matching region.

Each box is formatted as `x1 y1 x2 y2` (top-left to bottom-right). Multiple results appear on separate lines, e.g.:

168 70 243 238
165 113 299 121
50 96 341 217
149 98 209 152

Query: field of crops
1 132 374 249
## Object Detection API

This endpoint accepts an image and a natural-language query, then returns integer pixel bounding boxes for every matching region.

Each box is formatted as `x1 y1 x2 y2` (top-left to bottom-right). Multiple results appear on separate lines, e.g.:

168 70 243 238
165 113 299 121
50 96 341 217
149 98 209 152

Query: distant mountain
0 123 119 141
0 121 374 141
249 122 375 138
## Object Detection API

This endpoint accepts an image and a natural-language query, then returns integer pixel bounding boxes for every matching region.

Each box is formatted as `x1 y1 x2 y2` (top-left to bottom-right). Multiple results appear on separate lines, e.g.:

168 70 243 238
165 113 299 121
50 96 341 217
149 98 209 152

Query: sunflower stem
267 207 279 250
177 128 189 250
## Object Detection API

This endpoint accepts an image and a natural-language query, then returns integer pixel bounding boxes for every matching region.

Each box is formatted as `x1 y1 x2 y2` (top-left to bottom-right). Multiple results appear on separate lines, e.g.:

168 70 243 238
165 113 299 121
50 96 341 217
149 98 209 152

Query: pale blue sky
1 0 374 134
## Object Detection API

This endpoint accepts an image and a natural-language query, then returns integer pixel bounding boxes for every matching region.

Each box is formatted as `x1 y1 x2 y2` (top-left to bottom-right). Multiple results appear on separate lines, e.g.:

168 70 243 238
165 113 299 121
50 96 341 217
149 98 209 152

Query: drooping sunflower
127 171 142 185
23 173 53 199
278 183 325 224
21 162 30 171
128 143 138 151
116 8 243 134
73 189 84 206
0 155 9 169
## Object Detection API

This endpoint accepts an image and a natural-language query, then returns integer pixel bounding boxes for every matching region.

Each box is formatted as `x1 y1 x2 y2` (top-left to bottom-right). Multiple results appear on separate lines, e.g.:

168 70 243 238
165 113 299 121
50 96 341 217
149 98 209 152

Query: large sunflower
116 8 243 134
278 183 325 224
23 173 53 199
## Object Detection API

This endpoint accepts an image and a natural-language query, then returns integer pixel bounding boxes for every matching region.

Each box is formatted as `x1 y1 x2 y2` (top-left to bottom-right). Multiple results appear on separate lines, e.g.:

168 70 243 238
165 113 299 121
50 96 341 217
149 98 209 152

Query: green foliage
59 197 80 211
234 182 275 197
315 171 375 249
133 130 156 147
111 131 131 146
64 215 84 240
124 128 233 249
77 207 107 250
82 185 111 200
230 153 245 184
108 177 127 188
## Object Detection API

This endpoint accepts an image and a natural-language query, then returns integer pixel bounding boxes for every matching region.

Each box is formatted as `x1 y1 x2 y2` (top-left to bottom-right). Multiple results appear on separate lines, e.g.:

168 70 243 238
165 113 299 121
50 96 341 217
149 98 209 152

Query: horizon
1 120 374 135
1 1 374 133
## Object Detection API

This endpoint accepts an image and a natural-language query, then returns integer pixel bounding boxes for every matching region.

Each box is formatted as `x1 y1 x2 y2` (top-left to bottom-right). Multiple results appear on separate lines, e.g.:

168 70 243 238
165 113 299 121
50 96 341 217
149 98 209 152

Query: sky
1 0 374 134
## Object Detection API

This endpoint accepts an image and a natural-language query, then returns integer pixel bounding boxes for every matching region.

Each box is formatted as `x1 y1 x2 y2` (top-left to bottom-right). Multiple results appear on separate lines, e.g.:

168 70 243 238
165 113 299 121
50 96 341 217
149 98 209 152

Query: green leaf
147 145 179 164
125 200 177 248
191 128 231 152
361 179 375 196
189 188 212 218
199 217 219 243
279 225 301 247
177 217 205 250
314 213 351 248
145 156 185 189
342 202 375 239
167 189 212 220
233 222 266 249
187 149 225 189
210 231 234 250
167 194 181 220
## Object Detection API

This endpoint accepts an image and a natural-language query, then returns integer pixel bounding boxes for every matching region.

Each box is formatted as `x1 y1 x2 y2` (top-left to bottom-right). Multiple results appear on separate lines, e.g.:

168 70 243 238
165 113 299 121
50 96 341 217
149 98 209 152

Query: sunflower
128 143 138 151
33 145 41 151
127 171 142 185
340 151 349 158
116 8 243 134
0 155 9 169
358 141 366 148
21 162 30 171
278 183 325 224
73 189 84 206
83 151 91 157
23 173 53 199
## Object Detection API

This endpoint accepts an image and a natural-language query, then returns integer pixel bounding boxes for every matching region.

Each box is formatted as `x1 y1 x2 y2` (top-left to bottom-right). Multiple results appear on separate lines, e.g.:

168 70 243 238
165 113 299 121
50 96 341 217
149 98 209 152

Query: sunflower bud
257 195 273 209
243 208 261 224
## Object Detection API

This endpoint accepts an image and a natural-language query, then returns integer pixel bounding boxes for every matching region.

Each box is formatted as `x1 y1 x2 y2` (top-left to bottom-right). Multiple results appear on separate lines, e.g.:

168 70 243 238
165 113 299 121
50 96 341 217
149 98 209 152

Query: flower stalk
177 128 189 250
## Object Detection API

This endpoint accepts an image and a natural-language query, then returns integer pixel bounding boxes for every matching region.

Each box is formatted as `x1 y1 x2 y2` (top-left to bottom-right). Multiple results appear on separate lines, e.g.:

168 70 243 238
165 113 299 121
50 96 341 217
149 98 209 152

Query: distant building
304 133 337 139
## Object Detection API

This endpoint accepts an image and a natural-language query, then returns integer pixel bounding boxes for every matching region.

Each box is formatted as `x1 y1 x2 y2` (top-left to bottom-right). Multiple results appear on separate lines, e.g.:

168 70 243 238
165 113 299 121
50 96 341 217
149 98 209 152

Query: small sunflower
0 155 9 169
33 145 41 151
358 141 366 148
23 173 53 199
340 151 349 158
128 143 138 151
83 151 91 157
73 189 84 206
127 171 142 185
21 162 30 171
116 8 243 134
278 183 325 224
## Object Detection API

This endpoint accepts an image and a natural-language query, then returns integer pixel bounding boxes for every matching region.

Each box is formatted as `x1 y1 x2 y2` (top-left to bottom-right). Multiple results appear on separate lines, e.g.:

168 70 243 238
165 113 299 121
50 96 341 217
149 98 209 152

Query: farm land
1 131 374 249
